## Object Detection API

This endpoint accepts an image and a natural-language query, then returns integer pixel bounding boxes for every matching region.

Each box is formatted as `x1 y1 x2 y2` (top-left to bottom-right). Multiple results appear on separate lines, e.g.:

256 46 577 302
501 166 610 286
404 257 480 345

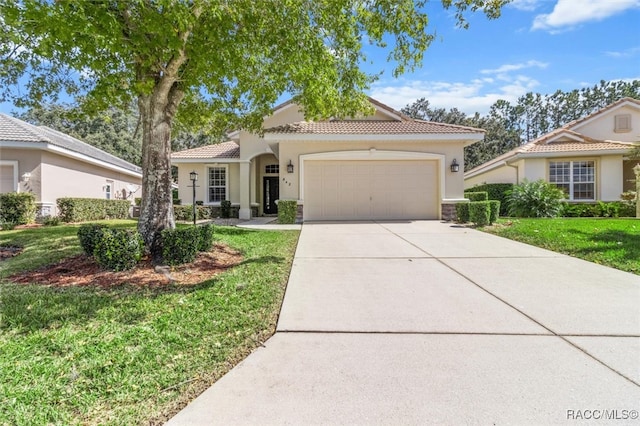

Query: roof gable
564 97 640 131
0 113 142 175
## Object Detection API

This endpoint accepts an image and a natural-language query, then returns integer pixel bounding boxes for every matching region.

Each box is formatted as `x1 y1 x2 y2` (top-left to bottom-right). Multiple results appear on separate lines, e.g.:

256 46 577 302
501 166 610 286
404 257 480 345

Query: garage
303 160 439 221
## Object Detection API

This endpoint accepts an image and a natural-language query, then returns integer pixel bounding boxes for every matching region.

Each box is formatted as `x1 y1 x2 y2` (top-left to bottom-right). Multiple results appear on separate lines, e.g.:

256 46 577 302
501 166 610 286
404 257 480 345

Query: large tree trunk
137 83 183 262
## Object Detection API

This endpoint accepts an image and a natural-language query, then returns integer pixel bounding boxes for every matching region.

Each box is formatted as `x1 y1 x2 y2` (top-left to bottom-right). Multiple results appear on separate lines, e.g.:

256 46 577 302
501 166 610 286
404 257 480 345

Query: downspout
505 157 520 184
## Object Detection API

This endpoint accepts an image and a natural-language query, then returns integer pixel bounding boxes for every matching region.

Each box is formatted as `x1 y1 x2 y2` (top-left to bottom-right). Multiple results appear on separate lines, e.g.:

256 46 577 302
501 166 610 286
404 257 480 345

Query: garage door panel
304 160 439 221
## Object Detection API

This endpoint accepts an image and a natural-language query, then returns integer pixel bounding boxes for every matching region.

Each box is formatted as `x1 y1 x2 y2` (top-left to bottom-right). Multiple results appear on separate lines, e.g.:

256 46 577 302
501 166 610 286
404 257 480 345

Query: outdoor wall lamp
21 172 31 182
450 159 460 173
287 160 294 173
190 171 198 225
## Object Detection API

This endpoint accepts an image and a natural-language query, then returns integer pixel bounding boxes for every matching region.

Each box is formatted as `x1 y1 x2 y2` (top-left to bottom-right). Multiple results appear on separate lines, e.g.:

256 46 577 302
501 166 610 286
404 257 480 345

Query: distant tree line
16 79 640 171
402 79 640 170
17 104 225 167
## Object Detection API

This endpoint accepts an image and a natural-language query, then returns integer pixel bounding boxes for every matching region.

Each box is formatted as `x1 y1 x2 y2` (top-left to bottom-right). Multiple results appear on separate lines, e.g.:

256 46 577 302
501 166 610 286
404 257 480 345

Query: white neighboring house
0 113 142 217
465 97 640 201
172 97 485 221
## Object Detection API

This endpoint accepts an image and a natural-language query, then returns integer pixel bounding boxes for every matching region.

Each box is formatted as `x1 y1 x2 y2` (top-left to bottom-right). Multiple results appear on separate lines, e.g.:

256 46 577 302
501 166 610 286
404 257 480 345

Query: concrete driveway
167 221 640 425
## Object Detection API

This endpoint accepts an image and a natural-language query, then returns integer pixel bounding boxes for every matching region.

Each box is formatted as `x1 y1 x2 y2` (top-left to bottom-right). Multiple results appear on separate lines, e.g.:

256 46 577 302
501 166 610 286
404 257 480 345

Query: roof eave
263 132 485 142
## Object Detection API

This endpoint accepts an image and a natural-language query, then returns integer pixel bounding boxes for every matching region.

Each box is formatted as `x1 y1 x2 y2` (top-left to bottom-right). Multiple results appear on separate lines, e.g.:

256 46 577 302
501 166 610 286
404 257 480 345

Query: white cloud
369 75 541 115
532 0 640 31
605 46 640 58
509 0 541 11
480 60 548 75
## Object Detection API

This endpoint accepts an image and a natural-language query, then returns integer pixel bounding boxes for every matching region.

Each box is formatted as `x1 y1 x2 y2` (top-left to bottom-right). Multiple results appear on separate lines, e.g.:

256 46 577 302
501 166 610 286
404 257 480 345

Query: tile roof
265 120 483 135
0 113 142 174
522 140 631 153
171 141 240 159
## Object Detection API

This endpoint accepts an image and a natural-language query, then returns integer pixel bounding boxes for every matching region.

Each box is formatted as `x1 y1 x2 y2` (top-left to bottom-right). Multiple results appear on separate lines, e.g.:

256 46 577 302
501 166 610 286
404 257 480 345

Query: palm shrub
506 179 565 218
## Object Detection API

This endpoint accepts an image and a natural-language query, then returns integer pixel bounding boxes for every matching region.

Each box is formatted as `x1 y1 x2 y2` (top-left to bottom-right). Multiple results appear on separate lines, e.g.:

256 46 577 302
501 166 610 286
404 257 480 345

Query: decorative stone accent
441 203 457 222
296 204 304 223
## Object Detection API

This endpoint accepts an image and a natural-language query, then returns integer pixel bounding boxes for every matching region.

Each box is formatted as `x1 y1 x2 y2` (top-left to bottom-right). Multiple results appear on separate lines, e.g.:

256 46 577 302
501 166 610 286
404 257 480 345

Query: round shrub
77 223 109 256
93 228 144 271
506 179 565 218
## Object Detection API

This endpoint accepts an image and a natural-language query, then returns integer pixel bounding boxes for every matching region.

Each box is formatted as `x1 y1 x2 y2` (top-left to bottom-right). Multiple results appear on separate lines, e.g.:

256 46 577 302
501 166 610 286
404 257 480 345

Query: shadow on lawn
1 252 286 333
566 228 640 272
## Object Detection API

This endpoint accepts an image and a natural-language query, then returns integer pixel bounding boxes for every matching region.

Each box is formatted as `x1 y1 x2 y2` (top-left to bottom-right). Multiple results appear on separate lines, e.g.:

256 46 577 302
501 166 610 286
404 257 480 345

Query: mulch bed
6 243 243 288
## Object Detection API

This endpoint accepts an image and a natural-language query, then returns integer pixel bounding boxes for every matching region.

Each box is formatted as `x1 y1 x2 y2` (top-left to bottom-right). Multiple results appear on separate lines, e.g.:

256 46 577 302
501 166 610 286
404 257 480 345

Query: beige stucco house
172 98 484 221
0 114 143 217
465 97 640 201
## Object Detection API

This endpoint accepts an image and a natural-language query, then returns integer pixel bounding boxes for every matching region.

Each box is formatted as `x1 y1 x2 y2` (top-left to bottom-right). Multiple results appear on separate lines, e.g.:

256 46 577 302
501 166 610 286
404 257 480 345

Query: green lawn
0 222 300 425
482 218 640 275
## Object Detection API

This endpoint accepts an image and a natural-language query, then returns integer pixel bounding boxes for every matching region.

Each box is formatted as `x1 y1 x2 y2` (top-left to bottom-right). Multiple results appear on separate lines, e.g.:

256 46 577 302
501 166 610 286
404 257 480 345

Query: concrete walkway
167 221 640 425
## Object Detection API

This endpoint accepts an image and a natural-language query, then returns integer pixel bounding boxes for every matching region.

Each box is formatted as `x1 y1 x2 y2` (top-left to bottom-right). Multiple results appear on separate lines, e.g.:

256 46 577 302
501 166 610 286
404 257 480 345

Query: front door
263 176 279 214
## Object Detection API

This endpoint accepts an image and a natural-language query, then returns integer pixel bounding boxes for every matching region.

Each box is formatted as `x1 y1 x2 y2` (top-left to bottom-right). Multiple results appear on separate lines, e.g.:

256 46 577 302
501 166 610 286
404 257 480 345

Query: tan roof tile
265 120 482 135
172 141 240 159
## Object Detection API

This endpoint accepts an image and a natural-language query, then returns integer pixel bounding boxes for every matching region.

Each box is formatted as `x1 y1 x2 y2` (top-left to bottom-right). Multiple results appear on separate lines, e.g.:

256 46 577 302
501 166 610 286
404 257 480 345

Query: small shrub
198 224 215 252
0 192 37 225
42 216 61 226
0 221 17 231
468 183 513 215
277 200 297 224
161 226 201 265
464 191 488 201
456 202 470 223
93 228 143 271
469 201 491 227
134 197 142 206
195 201 204 206
488 200 500 224
173 199 181 205
77 223 109 256
220 200 232 219
506 180 565 218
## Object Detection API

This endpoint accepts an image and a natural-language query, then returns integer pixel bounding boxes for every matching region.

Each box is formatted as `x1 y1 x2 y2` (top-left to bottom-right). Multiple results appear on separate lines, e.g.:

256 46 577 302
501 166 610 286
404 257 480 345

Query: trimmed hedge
174 205 214 221
489 200 500 224
464 191 488 201
0 192 36 225
561 201 635 218
469 201 491 227
467 183 513 215
161 226 202 265
198 224 215 252
220 200 232 219
57 198 130 222
93 228 144 271
77 223 109 256
455 202 470 223
277 200 298 224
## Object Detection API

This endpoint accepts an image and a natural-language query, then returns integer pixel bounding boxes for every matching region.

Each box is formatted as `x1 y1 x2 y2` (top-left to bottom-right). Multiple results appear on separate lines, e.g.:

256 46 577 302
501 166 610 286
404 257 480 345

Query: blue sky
1 0 638 117
369 0 640 114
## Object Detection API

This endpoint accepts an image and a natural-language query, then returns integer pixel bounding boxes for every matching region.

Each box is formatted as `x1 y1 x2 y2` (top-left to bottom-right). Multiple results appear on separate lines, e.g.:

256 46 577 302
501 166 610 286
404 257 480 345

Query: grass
482 218 640 275
0 222 300 425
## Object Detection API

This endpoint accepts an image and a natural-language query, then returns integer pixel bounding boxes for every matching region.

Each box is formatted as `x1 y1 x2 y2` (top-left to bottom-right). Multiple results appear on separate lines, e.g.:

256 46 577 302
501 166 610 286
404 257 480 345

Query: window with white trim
614 114 631 133
105 181 113 200
207 166 227 203
549 160 595 201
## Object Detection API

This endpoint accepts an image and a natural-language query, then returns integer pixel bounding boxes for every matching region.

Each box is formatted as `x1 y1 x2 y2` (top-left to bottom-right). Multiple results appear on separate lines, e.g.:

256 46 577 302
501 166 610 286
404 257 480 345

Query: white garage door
304 160 439 221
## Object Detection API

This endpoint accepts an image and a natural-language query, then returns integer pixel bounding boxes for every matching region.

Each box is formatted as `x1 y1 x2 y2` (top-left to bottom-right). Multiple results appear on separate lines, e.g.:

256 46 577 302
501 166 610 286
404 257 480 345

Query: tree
0 0 508 260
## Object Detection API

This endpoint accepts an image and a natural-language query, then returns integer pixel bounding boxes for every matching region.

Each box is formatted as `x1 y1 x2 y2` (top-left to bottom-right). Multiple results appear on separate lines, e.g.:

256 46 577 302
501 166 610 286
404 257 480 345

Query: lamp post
190 171 198 225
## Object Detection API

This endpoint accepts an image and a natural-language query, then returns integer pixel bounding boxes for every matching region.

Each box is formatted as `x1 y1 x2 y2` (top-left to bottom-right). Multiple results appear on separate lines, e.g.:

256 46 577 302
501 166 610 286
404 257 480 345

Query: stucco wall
464 163 518 188
276 140 466 202
0 148 43 198
574 105 640 142
40 151 141 208
177 162 240 205
600 155 623 200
